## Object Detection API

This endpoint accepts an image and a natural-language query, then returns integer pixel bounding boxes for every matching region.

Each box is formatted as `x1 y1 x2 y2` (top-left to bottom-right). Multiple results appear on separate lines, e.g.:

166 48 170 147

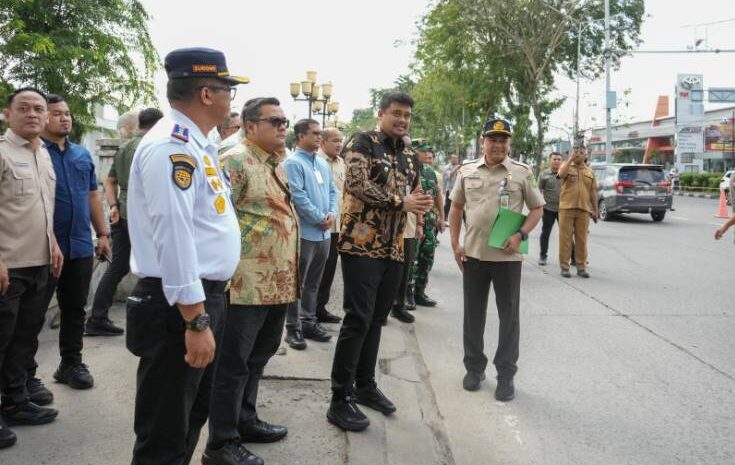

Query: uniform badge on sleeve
169 154 197 190
171 124 190 143
214 194 226 214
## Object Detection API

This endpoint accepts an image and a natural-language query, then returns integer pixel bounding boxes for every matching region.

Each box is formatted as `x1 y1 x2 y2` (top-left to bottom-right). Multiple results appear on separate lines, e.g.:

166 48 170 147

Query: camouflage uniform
409 163 440 291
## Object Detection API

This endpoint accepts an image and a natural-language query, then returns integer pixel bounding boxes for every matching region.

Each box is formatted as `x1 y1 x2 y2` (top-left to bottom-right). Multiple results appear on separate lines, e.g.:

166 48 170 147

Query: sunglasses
253 117 290 129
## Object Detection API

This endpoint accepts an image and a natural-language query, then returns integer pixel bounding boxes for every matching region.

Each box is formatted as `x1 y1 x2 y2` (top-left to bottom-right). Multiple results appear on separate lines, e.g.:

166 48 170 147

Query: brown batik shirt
337 130 420 262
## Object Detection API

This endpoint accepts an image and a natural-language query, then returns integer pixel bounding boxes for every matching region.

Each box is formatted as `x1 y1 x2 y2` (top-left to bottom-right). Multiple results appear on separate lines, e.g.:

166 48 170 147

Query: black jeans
316 233 339 313
394 238 417 308
29 256 93 377
91 219 131 320
539 208 558 259
330 254 402 396
444 192 452 220
208 302 287 447
462 259 522 379
0 266 50 405
127 278 227 465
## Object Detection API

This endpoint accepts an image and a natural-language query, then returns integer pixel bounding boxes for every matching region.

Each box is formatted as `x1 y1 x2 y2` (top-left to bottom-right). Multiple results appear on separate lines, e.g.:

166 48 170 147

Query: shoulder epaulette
170 124 189 143
511 159 531 170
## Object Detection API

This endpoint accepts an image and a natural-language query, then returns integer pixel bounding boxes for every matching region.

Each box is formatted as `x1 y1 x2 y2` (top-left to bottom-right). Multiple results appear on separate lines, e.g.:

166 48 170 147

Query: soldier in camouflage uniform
409 141 445 307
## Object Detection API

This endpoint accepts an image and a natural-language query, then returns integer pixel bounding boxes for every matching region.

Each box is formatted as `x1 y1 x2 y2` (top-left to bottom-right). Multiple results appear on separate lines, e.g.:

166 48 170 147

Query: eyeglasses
197 85 237 101
253 117 290 129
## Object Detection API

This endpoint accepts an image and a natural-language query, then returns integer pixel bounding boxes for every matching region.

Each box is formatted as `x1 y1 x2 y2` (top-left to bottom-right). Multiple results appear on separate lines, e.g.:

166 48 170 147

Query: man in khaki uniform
0 88 64 448
449 118 544 402
557 143 598 278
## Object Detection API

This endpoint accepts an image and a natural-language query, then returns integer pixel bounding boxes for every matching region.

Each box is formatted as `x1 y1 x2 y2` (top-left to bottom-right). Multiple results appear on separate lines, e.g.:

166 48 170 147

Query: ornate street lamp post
289 71 338 127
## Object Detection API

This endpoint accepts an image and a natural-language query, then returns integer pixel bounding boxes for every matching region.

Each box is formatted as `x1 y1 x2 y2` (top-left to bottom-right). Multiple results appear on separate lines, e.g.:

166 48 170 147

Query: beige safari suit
558 162 596 271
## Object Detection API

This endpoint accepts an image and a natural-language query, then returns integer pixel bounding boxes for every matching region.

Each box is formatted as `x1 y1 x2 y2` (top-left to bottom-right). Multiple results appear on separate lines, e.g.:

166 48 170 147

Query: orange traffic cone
715 189 729 218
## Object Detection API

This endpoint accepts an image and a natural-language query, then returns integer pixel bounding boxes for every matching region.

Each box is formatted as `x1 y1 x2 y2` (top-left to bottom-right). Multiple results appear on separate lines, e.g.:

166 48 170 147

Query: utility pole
574 21 582 137
604 0 613 163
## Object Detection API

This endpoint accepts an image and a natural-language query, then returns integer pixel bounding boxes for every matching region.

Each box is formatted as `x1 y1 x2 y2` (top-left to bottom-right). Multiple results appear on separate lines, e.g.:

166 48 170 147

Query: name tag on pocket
314 169 324 185
466 177 482 189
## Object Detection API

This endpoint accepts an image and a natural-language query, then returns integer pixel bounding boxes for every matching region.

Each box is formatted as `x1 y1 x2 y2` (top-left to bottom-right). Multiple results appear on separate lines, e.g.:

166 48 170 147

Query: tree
0 0 159 134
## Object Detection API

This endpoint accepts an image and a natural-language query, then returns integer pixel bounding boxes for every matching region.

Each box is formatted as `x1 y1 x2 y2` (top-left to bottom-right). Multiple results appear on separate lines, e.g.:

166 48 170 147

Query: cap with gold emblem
482 118 512 137
164 47 250 85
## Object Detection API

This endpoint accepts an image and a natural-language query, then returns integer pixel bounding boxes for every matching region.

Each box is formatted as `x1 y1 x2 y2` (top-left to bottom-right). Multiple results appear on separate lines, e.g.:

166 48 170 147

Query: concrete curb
674 191 719 199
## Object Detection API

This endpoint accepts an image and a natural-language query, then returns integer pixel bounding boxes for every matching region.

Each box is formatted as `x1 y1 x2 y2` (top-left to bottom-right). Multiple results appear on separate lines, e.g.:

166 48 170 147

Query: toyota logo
680 76 701 90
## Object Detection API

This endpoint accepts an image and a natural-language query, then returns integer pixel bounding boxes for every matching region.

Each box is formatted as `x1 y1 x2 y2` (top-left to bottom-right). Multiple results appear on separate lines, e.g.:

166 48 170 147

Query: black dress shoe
462 371 485 391
354 385 396 415
27 377 53 406
285 329 307 350
202 439 263 465
54 362 94 389
538 256 547 266
327 395 369 432
560 269 572 278
0 417 17 449
316 309 342 324
1 401 58 426
303 323 332 342
495 377 515 402
85 317 124 336
414 289 437 307
577 270 590 278
406 286 416 310
239 417 288 443
391 307 415 323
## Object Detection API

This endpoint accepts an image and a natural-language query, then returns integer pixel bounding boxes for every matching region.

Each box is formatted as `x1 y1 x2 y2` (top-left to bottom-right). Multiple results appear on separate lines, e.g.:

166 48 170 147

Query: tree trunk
531 100 544 176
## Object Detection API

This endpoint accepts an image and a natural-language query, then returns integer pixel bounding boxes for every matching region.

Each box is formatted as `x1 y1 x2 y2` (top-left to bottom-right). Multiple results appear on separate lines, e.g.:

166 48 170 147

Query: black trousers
462 259 521 379
208 302 287 447
91 219 131 319
0 266 50 405
394 238 417 307
29 256 93 377
316 233 339 313
444 192 452 220
127 278 227 465
331 254 402 395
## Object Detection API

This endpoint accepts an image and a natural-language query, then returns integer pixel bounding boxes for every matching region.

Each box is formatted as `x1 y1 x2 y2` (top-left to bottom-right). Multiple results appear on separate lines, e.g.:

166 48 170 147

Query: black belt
139 277 229 294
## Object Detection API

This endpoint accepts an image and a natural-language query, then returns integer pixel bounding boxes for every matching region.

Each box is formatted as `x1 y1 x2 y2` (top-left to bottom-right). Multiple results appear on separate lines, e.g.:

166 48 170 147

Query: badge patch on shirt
204 155 213 166
209 177 225 194
169 154 197 190
214 194 226 214
171 124 189 142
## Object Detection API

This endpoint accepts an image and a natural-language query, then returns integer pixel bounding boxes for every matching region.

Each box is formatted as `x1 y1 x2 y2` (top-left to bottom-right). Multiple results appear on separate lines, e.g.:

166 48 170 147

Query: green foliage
343 107 376 139
678 173 721 191
0 0 159 134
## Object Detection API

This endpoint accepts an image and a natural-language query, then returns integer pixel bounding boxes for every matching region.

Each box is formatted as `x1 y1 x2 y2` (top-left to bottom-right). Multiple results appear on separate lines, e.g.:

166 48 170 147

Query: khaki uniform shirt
450 156 545 262
559 162 596 213
319 150 345 233
0 129 56 269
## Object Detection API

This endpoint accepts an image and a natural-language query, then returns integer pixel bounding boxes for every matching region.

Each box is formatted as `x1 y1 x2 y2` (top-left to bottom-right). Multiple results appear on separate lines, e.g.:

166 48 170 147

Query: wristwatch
517 230 528 241
183 313 211 332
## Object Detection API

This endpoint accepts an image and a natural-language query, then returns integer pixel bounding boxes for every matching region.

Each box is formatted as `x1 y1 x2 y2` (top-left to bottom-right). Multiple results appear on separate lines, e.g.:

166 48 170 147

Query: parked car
592 164 673 222
719 170 734 205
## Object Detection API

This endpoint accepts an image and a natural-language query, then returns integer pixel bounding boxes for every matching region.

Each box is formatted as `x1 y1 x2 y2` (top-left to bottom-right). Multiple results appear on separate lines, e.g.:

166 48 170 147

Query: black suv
592 164 673 222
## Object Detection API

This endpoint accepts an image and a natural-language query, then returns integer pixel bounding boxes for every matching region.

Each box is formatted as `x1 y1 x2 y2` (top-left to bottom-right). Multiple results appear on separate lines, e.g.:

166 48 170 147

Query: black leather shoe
85 317 124 336
316 309 341 324
354 385 396 415
414 290 437 307
577 270 590 278
202 439 264 465
27 377 53 406
303 323 332 342
462 371 485 391
239 417 288 443
495 377 515 402
285 329 307 350
406 286 416 310
54 363 94 389
327 395 369 431
1 401 58 426
538 256 547 266
561 269 572 278
391 307 415 323
0 417 17 449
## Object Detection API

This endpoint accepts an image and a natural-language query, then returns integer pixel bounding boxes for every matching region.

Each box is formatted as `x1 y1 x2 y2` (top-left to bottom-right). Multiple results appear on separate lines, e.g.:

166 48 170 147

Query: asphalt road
2 195 732 465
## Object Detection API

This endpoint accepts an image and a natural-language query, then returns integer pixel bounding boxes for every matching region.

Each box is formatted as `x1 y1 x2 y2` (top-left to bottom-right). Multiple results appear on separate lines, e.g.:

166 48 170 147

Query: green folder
488 208 529 254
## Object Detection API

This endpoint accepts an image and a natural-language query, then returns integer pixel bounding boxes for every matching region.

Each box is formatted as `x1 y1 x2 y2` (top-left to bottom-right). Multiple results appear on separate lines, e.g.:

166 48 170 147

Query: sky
138 0 735 139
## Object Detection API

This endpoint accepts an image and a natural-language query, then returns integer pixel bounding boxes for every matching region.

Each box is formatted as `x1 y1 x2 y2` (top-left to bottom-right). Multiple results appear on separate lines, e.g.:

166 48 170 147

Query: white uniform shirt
128 109 241 305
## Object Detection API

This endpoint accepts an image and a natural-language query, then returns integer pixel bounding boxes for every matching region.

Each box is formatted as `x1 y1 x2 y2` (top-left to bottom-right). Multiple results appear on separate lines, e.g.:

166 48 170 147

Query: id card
314 169 324 185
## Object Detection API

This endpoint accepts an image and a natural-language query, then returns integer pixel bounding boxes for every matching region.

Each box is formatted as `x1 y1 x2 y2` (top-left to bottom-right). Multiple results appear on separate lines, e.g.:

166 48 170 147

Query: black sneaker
0 417 17 449
54 362 94 389
202 439 264 465
391 307 415 323
538 256 547 266
327 395 369 432
85 317 124 336
354 385 396 415
577 270 590 279
1 401 58 426
316 309 342 324
414 290 437 307
495 377 515 402
285 329 307 350
406 286 416 310
462 371 485 391
27 377 54 406
302 323 332 342
561 269 572 278
239 417 288 443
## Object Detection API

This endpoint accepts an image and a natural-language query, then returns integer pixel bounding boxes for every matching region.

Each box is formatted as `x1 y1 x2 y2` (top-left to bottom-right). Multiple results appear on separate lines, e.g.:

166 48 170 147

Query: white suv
721 171 734 205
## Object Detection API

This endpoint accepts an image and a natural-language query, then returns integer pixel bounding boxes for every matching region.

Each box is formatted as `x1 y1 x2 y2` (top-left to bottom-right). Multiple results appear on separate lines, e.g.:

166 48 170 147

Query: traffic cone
715 189 729 218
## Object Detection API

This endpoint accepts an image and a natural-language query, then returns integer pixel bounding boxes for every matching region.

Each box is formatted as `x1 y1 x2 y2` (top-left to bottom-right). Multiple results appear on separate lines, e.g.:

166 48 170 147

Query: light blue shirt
128 109 241 305
284 147 337 241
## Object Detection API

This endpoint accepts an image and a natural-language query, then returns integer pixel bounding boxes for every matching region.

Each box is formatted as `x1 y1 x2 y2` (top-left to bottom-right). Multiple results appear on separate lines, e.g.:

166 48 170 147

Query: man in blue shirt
283 119 337 349
30 94 111 394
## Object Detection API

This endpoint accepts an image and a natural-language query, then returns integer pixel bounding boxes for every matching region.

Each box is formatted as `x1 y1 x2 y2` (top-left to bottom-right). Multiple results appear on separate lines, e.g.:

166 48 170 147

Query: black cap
164 47 249 85
482 118 512 137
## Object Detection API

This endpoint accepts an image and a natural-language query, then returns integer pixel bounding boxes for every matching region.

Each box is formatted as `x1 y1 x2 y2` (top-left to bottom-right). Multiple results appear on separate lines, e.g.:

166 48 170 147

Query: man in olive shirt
87 107 163 336
537 152 562 266
558 144 598 278
449 118 544 401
